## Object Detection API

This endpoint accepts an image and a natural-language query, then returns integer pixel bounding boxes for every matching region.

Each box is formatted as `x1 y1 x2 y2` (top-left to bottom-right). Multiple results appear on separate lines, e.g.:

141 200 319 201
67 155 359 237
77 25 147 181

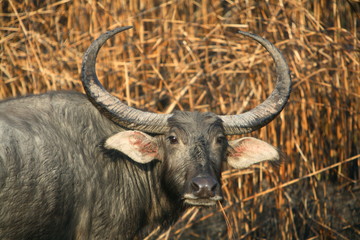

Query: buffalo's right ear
105 131 160 164
227 137 279 169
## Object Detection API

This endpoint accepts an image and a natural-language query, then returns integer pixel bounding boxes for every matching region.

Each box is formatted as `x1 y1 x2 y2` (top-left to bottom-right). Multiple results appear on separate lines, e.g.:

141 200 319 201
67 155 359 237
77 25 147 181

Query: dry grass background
1 0 359 239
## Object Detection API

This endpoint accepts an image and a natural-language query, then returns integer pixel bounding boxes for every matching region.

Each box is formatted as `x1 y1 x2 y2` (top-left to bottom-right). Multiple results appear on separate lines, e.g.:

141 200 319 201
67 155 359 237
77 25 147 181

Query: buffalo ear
227 137 279 169
105 131 160 164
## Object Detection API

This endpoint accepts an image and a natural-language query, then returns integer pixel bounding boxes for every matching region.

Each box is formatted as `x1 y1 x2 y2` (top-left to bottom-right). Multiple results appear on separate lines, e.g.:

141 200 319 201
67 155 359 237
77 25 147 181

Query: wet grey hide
0 92 280 240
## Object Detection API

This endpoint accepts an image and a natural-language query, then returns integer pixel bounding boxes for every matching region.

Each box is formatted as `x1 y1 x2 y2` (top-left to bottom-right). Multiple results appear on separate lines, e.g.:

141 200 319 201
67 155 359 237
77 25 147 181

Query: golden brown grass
1 0 359 239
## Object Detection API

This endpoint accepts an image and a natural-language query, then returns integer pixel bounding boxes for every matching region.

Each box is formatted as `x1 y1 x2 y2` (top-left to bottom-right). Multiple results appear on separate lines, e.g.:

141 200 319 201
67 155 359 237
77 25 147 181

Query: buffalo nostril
191 181 200 192
211 182 218 192
191 176 218 198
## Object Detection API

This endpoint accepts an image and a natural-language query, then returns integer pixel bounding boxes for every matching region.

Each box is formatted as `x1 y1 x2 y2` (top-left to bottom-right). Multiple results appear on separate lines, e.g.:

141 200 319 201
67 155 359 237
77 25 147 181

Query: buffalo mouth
183 194 223 206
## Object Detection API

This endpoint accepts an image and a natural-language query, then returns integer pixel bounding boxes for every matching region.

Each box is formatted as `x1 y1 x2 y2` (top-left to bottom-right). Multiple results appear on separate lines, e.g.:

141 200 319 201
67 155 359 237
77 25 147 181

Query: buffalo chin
183 194 223 206
184 199 217 206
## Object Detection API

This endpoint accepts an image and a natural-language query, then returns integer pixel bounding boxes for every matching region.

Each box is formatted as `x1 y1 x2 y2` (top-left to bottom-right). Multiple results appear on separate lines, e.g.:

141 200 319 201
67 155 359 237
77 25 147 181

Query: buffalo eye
216 136 226 145
168 135 178 144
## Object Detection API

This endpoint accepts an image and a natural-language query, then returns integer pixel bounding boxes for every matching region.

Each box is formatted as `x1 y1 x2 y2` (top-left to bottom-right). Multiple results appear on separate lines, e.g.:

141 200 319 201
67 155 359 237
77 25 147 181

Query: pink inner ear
229 138 260 157
128 132 158 157
227 137 279 169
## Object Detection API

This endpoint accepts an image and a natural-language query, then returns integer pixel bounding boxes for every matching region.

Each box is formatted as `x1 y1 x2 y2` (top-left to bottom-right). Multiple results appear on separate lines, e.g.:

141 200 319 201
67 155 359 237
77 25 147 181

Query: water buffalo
0 26 291 239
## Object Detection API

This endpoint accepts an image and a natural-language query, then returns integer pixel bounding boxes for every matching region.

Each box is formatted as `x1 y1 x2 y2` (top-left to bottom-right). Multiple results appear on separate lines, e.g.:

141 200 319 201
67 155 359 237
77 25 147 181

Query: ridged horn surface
219 31 291 135
81 26 171 134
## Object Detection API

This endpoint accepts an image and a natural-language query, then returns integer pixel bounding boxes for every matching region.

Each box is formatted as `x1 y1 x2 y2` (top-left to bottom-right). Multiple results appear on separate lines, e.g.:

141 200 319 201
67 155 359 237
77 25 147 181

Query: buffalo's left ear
105 131 160 164
227 137 279 169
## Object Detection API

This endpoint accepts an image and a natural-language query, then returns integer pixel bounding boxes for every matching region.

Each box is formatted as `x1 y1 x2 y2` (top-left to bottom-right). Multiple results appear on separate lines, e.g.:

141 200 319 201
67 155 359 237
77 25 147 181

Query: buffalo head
82 26 291 206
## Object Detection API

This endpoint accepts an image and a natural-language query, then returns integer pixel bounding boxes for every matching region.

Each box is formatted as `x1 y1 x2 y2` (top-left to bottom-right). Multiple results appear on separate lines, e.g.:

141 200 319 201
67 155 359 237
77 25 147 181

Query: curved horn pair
81 26 291 135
